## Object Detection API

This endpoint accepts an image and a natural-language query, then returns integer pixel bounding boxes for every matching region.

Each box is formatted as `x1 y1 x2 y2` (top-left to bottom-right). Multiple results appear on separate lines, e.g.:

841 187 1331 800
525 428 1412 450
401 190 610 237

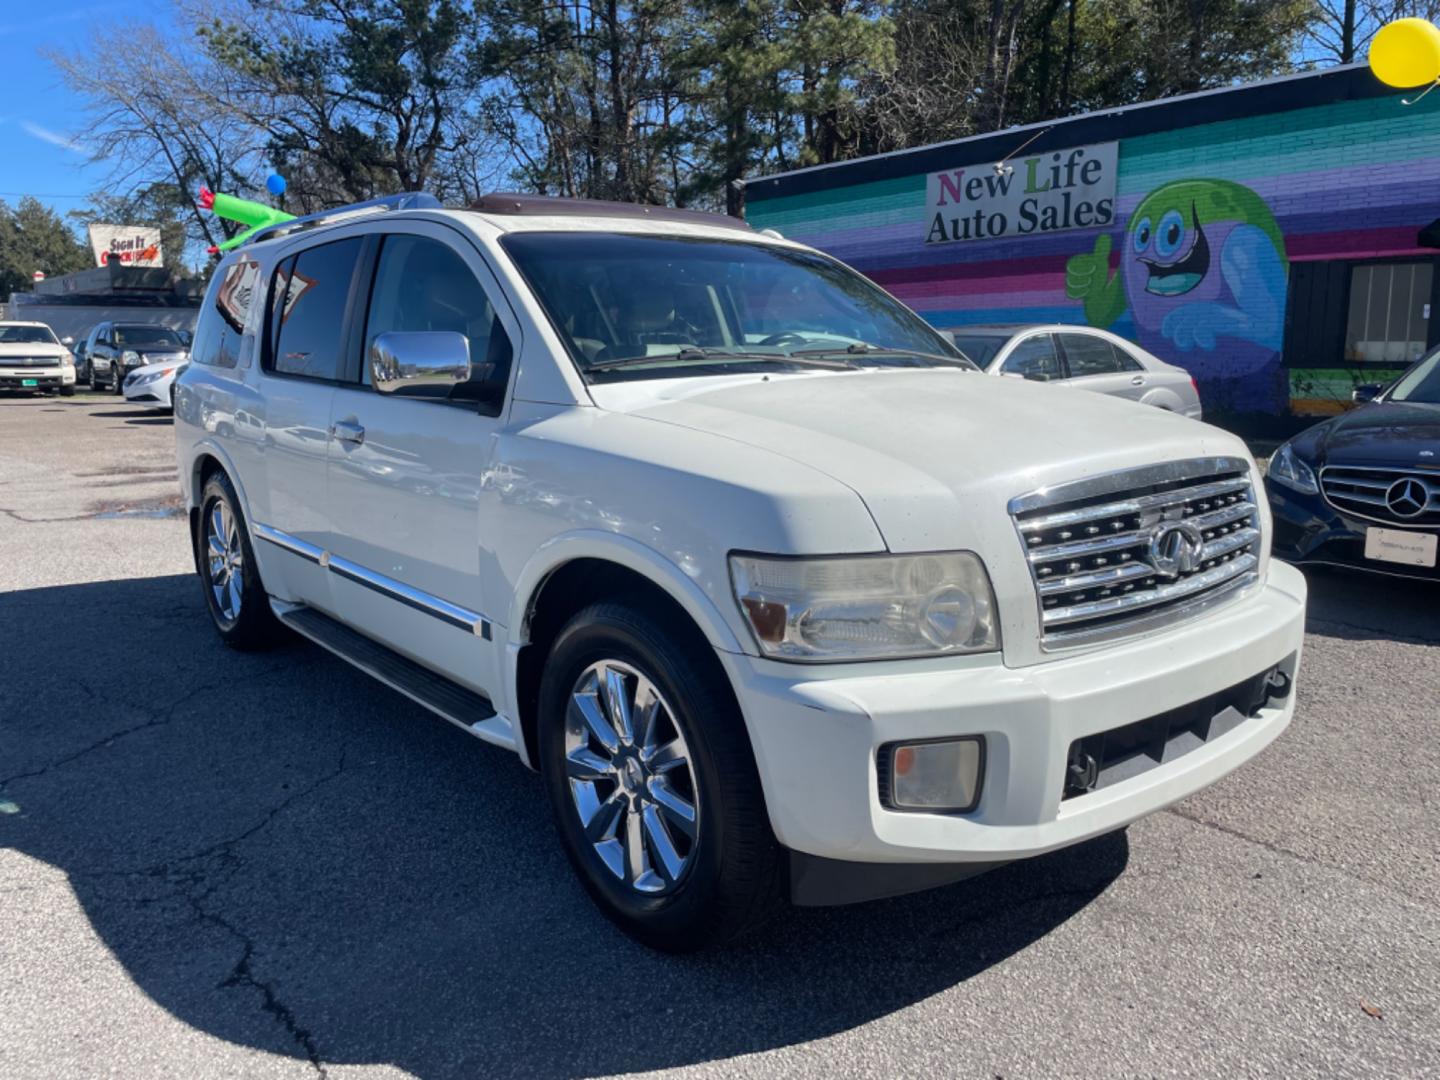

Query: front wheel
112 368 125 395
198 471 278 649
538 601 784 951
60 384 75 397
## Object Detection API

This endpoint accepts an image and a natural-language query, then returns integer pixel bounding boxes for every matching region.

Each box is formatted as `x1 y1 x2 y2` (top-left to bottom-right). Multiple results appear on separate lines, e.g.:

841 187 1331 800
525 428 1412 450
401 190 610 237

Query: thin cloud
21 121 86 156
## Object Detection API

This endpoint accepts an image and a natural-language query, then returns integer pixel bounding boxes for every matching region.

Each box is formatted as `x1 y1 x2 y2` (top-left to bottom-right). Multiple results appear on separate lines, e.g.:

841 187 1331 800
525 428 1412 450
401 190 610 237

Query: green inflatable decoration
198 187 295 253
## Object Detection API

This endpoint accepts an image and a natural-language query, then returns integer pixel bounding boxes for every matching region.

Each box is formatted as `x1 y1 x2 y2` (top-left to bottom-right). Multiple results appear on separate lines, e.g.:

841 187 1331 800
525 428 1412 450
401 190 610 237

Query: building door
1284 257 1440 415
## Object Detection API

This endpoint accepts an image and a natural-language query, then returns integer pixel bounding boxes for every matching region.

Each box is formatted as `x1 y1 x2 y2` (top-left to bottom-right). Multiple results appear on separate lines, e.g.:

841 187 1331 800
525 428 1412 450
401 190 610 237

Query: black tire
88 366 99 391
60 384 75 397
112 367 125 395
198 471 279 650
538 601 784 952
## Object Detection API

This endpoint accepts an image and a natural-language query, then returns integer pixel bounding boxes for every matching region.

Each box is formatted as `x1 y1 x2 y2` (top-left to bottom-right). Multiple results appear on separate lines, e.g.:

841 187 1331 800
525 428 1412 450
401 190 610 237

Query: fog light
884 737 984 812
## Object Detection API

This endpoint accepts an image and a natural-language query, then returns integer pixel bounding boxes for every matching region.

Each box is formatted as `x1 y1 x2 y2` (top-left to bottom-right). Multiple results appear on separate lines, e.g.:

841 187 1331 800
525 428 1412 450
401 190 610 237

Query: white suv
174 193 1307 951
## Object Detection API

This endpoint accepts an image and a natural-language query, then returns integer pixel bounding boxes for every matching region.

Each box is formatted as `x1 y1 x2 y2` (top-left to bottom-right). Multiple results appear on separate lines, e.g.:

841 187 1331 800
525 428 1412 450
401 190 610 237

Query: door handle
1131 375 1146 386
330 420 365 445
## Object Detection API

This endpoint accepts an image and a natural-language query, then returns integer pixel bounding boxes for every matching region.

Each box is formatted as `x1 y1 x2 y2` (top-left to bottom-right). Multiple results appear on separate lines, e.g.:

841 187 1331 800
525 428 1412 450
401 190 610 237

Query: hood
1307 401 1440 467
130 358 187 377
0 341 67 359
123 346 188 362
589 368 1251 552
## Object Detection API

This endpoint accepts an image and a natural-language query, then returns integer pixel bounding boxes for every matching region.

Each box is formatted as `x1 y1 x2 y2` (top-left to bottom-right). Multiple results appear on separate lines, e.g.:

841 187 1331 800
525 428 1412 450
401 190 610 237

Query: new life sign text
925 142 1118 244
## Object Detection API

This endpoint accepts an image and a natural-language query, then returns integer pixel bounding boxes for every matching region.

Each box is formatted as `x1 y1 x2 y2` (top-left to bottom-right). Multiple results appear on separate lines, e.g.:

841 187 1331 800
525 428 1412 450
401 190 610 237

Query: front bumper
1267 478 1439 582
0 367 73 389
721 562 1306 876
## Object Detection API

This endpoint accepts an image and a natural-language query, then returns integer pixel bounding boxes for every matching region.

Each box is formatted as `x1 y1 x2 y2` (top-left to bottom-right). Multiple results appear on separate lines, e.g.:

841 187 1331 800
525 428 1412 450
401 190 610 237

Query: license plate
1364 527 1438 568
21 378 37 387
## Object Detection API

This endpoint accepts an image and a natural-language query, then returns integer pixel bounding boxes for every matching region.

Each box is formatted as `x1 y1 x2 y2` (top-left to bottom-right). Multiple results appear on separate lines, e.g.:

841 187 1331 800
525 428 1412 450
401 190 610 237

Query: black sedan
1266 348 1439 581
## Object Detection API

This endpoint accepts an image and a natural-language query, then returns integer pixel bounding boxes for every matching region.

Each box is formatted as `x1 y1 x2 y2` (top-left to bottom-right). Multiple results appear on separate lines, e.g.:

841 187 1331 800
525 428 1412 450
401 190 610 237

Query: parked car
176 193 1305 951
1266 346 1439 580
70 330 93 384
945 323 1203 418
122 359 188 410
87 322 190 392
0 321 77 396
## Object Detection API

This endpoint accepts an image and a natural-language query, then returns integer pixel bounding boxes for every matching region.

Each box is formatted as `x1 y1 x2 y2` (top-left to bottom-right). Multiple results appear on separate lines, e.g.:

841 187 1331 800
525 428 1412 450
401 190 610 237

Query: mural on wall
1065 179 1289 410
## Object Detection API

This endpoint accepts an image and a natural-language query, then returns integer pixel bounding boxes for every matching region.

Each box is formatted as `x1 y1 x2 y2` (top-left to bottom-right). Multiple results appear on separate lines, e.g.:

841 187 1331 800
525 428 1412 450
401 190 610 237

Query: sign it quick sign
925 141 1118 244
87 224 164 268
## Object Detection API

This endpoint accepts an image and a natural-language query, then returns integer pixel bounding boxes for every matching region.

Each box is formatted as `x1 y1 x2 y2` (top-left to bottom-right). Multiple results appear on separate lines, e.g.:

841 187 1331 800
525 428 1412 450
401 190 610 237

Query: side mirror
371 331 471 396
61 335 75 346
1351 383 1383 404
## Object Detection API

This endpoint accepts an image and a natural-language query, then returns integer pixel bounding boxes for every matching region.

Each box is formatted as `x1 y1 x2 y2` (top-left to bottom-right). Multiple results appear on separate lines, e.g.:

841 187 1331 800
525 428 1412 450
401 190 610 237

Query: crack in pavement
0 662 292 790
72 746 355 1075
1163 805 1440 911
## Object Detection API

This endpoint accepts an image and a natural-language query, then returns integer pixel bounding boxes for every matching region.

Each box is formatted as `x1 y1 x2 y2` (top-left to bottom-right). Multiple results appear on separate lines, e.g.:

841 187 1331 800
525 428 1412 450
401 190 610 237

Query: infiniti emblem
1384 476 1428 519
1148 521 1206 578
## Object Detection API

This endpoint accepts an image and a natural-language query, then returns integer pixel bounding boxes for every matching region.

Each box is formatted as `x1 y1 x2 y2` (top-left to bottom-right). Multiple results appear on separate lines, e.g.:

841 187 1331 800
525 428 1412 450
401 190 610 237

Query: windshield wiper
792 343 976 370
587 347 855 372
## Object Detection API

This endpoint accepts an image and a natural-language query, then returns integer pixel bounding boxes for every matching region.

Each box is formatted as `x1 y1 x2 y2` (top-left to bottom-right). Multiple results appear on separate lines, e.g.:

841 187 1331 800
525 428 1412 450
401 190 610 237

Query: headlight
729 551 1000 661
61 354 75 369
137 367 176 386
121 350 140 365
1269 442 1318 495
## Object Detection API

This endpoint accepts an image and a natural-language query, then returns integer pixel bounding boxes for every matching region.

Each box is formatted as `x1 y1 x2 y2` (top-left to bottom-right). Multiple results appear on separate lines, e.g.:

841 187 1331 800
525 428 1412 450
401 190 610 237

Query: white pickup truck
174 193 1306 951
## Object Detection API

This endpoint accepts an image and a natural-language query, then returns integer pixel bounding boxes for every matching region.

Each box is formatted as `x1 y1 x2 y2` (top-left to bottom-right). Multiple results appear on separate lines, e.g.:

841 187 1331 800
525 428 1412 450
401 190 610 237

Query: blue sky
0 1 176 225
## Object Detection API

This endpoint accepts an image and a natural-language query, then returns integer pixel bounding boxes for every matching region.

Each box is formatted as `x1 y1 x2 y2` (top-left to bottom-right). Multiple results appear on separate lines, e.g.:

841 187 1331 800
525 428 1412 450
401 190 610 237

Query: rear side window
1001 335 1062 381
1059 333 1140 376
267 238 363 381
192 256 260 369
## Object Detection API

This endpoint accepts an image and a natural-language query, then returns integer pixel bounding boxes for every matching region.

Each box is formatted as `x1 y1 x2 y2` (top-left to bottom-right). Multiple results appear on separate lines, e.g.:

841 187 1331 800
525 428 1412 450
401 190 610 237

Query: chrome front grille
1320 465 1440 527
4 356 59 367
1010 457 1261 648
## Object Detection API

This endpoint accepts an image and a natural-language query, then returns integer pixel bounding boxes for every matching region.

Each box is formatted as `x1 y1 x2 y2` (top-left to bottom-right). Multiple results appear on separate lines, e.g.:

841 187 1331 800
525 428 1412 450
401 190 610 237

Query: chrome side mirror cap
61 335 75 346
371 331 471 396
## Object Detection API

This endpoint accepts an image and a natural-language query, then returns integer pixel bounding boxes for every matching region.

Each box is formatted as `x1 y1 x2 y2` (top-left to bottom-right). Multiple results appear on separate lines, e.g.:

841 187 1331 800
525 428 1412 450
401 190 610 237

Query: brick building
743 64 1440 418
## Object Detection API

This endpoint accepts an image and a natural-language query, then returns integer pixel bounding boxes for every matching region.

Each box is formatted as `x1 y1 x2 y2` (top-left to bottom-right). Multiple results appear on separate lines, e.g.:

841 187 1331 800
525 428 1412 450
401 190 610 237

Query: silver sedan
944 323 1203 418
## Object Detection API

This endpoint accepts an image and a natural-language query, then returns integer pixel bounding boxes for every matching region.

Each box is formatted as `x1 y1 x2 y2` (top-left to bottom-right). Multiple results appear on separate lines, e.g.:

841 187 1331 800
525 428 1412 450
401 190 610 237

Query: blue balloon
266 173 287 196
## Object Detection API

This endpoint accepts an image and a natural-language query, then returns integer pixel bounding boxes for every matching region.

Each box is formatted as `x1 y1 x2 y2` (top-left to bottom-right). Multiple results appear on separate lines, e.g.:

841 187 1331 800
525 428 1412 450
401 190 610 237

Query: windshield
500 232 966 378
113 325 184 347
0 325 59 345
949 333 1011 367
1390 346 1440 404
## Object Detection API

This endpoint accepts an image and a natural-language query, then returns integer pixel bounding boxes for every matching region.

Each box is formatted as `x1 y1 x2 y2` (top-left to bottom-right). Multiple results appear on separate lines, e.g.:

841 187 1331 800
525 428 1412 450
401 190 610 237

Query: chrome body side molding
255 523 492 639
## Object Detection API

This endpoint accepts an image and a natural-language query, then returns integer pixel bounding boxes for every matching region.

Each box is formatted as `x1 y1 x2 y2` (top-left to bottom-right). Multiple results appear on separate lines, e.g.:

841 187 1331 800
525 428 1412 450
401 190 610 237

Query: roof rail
469 192 753 232
244 192 443 247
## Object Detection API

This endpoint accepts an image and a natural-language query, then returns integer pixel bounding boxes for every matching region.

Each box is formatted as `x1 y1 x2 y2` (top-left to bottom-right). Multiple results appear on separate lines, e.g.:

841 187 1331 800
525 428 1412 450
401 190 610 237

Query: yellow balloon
1370 17 1440 89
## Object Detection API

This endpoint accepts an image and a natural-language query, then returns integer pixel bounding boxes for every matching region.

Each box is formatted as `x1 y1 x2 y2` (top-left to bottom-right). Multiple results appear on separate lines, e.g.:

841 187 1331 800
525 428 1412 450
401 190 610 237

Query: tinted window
1060 333 1140 376
949 333 1008 367
1001 335 1062 381
270 238 362 381
0 325 59 345
361 234 512 398
192 257 260 369
113 325 184 347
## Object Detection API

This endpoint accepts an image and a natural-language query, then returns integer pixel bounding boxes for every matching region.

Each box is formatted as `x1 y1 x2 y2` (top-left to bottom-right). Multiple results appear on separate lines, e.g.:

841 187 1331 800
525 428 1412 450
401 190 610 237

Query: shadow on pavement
1298 564 1440 645
84 409 173 426
1 573 1127 1078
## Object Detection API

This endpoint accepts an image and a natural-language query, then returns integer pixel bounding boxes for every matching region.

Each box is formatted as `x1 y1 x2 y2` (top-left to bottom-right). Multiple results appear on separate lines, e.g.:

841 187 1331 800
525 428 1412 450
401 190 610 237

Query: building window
1345 262 1432 364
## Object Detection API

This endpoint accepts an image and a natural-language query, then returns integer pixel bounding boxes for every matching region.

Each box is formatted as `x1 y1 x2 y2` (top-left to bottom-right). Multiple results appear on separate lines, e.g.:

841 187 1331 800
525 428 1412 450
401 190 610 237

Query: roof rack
469 192 753 232
244 191 443 247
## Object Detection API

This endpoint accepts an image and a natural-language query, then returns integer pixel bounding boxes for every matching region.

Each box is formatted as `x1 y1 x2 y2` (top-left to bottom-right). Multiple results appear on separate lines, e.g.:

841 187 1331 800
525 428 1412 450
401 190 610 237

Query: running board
277 604 516 750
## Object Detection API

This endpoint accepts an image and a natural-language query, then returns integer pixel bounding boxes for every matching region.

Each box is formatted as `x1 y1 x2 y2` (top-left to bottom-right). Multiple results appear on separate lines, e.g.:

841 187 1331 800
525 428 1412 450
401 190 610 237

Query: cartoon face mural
1066 179 1289 409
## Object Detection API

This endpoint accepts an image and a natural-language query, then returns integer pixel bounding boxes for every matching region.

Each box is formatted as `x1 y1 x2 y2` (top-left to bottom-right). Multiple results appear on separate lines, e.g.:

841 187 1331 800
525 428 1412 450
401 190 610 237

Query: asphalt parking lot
2 391 1438 1079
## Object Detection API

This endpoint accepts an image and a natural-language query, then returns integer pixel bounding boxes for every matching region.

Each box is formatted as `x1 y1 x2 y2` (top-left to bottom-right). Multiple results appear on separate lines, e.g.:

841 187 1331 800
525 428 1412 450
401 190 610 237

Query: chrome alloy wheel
206 502 244 622
564 660 699 894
